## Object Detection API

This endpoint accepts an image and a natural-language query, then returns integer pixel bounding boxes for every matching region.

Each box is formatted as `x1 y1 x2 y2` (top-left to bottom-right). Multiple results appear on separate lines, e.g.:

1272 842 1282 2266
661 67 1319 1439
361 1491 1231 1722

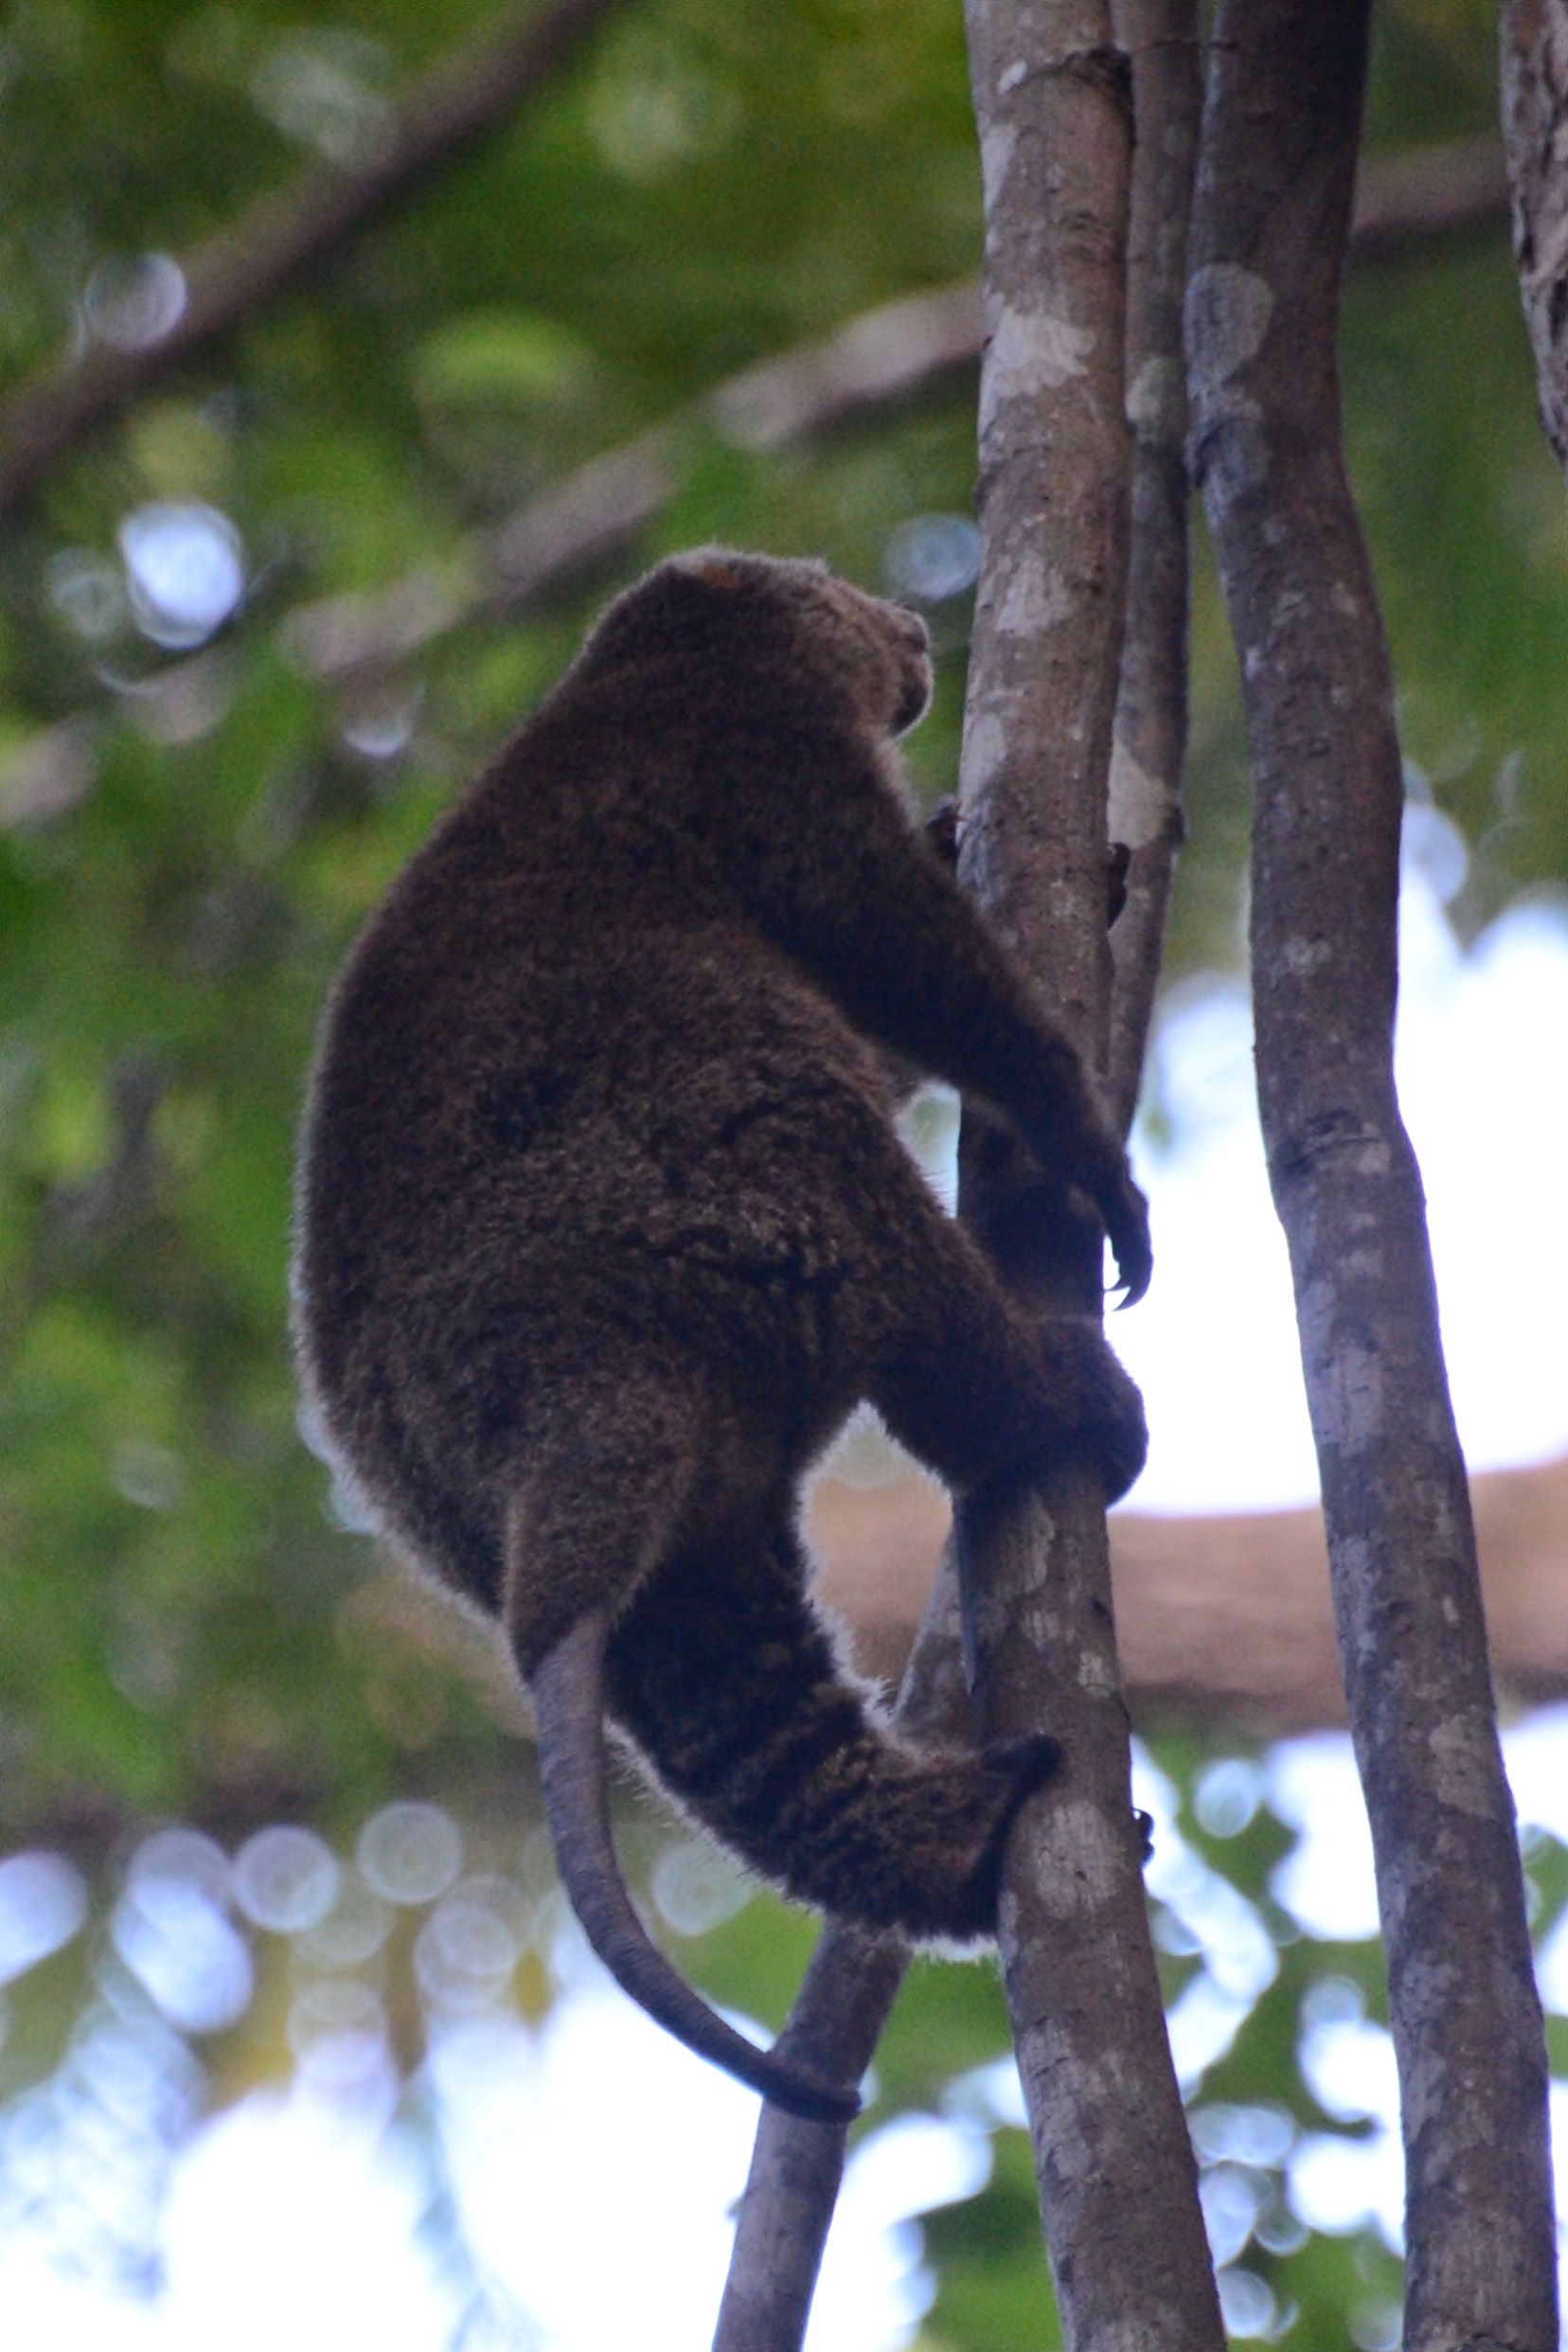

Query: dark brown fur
294 550 1149 2116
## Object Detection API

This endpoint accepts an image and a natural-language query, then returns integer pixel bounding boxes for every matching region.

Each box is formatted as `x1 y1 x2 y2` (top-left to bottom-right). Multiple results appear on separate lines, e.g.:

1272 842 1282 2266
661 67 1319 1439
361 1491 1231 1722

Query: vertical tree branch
957 9 1127 1028
1502 0 1568 487
1189 7 1558 2347
1106 0 1202 1131
953 7 1221 2349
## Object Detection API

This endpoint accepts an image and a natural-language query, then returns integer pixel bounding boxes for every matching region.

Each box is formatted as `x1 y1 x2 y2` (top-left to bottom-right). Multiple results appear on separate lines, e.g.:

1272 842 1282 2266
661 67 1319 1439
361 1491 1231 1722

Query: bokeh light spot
118 502 244 650
83 254 187 352
357 1804 462 1907
883 514 982 603
0 1853 88 1986
233 1827 340 1935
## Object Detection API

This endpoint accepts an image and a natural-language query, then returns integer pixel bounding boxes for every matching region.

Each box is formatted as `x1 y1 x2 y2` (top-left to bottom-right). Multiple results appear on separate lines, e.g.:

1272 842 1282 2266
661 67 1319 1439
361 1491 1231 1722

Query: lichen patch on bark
1108 737 1170 846
979 305 1095 433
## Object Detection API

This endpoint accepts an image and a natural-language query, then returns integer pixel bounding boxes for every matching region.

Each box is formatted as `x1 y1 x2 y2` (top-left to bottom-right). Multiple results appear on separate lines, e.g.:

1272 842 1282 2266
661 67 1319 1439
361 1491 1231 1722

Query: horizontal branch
809 1450 1568 1734
289 280 985 675
0 89 1506 556
0 0 628 522
1350 130 1509 261
492 138 1507 617
13 1452 1568 1860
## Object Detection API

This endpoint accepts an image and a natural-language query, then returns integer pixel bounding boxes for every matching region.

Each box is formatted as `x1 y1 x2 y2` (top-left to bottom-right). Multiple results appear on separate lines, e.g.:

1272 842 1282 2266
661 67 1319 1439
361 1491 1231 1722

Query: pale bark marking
1127 350 1184 436
1036 1800 1125 1913
979 308 1095 433
980 118 1018 205
1108 738 1169 846
1428 1715 1509 1819
995 549 1075 636
1281 935 1332 975
964 708 1007 791
1185 260 1274 383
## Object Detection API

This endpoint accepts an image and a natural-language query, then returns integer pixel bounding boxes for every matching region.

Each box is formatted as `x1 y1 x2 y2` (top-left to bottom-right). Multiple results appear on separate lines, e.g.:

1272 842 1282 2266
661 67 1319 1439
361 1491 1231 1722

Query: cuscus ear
669 547 750 593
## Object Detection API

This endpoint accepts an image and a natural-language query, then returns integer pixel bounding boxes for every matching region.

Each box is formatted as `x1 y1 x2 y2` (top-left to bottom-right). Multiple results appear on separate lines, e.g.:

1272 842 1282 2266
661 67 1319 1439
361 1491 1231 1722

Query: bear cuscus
294 547 1149 2120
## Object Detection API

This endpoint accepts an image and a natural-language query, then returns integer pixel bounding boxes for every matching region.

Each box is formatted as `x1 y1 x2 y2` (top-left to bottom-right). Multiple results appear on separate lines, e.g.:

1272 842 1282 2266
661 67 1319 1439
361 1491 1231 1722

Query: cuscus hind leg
603 1505 1058 1941
854 1179 1148 1506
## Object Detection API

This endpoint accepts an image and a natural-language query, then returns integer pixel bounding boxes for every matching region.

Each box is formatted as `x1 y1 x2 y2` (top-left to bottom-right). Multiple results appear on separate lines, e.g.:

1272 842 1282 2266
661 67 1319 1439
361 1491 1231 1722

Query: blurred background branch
0 0 631 523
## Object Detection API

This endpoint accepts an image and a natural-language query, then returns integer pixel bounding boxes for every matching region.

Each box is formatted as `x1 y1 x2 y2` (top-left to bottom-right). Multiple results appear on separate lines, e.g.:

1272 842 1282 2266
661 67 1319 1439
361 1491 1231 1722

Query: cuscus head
579 546 934 741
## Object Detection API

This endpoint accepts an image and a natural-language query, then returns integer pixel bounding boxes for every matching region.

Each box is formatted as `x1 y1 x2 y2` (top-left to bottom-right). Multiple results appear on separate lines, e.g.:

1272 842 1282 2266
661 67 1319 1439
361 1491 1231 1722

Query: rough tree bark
1189 5 1558 2348
951 9 1221 2351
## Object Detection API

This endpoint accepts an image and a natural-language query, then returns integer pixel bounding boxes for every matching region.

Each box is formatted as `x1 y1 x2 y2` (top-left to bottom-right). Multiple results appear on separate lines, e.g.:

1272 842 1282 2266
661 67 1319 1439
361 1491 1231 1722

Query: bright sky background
1115 808 1568 1511
5 841 1568 2348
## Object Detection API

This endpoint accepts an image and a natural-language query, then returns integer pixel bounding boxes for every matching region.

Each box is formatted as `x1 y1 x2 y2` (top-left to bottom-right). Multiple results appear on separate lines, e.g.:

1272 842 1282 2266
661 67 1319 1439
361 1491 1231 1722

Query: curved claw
1100 1173 1153 1308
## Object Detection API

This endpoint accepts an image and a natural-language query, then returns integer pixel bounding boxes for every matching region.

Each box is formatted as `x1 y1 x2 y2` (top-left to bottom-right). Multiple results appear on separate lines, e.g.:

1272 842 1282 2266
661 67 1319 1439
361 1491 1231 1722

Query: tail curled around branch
530 1610 861 2125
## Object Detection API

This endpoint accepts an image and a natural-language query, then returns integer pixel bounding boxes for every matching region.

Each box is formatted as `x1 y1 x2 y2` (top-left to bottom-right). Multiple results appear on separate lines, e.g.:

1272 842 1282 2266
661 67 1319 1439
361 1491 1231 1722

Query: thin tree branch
1106 0 1203 1129
0 0 629 523
1351 131 1509 261
1501 0 1568 482
710 1926 905 2352
1190 6 1558 2346
287 282 986 682
711 1553 971 2352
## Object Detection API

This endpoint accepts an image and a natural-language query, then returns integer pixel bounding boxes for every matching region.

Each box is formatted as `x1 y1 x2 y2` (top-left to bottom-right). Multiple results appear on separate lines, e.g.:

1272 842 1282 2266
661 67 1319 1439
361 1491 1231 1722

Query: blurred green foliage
0 0 1564 2340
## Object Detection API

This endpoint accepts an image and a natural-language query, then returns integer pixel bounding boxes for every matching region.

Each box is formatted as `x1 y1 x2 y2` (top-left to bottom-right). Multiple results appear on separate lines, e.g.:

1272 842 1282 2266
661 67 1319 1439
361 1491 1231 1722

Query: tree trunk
951 6 1221 2348
1190 4 1558 2344
715 7 1219 2343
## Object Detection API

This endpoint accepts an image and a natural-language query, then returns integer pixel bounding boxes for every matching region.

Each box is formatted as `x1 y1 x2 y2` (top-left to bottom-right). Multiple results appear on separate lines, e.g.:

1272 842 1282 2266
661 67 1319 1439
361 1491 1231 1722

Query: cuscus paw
1039 1321 1149 1505
1096 1358 1149 1505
